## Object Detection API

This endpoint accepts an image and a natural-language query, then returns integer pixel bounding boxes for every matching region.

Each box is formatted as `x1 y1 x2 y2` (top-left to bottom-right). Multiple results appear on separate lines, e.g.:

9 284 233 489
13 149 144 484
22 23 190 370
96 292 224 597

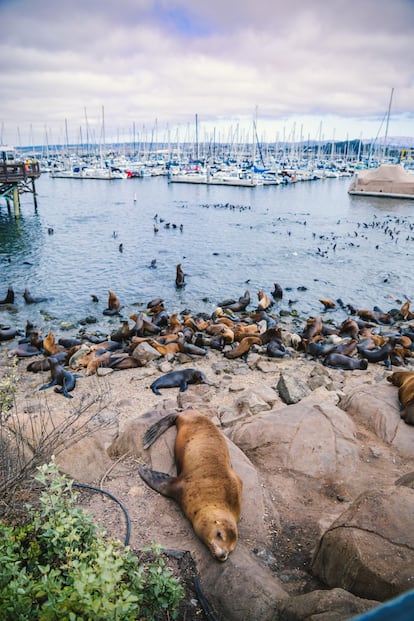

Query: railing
0 161 41 182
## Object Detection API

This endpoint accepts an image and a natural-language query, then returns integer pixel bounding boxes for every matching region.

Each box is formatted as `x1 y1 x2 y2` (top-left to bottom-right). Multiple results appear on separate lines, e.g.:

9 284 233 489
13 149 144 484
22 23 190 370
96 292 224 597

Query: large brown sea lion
387 371 414 425
138 409 242 561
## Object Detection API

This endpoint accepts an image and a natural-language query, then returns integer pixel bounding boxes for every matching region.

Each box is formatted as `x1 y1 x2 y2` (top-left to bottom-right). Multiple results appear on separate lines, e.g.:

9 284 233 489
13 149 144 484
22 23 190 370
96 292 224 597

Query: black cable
72 482 131 546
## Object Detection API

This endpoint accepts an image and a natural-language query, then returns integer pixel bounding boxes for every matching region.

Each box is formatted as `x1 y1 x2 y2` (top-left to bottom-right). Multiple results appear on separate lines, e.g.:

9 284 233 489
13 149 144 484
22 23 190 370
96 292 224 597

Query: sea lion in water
138 408 242 561
387 371 414 425
38 356 81 398
103 289 121 316
0 287 15 305
175 263 185 288
23 288 48 304
0 326 20 341
150 368 207 395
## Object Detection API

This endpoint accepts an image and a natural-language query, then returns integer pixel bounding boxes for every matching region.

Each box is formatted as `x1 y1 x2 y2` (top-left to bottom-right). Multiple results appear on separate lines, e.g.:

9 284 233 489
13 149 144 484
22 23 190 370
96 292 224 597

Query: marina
1 165 413 339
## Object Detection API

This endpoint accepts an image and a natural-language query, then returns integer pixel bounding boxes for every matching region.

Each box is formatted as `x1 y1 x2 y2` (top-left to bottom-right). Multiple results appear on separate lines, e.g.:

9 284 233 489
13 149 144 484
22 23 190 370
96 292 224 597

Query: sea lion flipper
143 413 179 449
137 464 177 498
179 380 188 392
39 379 57 391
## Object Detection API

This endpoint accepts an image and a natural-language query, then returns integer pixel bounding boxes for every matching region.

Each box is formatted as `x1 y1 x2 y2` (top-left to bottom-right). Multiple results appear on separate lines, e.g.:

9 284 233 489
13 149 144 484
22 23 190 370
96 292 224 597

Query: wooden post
13 186 20 218
32 178 38 210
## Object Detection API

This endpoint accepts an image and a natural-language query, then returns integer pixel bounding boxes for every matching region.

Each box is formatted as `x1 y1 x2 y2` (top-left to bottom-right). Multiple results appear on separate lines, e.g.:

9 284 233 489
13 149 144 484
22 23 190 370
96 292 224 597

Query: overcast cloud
0 0 413 145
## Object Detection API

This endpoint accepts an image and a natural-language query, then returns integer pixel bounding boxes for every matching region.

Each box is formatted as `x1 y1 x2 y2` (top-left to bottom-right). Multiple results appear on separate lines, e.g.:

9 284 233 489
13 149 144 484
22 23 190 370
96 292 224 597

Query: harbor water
1 174 413 336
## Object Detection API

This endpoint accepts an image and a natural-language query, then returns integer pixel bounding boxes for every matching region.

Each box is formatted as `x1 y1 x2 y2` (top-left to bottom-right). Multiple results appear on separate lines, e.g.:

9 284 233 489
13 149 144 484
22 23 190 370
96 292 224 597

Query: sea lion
319 298 336 310
103 289 121 316
224 336 262 359
0 287 15 305
266 339 290 358
356 309 393 325
23 288 48 304
138 408 242 561
272 282 283 300
175 263 185 288
387 371 414 425
257 290 272 311
0 326 20 341
356 338 395 367
220 290 250 313
38 356 81 398
323 353 368 370
150 368 207 395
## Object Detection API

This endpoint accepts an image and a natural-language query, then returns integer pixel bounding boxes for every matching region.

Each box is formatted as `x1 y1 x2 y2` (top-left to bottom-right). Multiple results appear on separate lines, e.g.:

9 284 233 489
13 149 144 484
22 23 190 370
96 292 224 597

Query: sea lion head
194 508 238 562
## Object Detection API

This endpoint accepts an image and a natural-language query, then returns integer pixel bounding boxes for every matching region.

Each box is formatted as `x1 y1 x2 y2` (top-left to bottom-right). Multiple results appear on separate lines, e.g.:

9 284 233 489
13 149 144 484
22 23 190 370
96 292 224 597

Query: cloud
0 0 413 144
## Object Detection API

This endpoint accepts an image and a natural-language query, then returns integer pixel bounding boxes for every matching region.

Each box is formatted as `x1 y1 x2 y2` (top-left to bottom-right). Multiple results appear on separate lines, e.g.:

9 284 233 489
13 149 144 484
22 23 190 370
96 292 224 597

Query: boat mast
383 87 394 161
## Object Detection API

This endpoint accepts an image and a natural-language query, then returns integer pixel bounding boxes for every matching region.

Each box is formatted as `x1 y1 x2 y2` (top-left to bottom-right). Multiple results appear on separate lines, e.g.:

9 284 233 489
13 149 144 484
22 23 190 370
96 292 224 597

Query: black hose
72 482 131 546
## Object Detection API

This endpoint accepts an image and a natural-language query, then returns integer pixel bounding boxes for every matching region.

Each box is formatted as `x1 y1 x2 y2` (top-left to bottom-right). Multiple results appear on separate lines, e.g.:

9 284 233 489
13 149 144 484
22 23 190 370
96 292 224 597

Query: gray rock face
312 486 414 601
228 399 359 479
277 371 311 404
279 588 378 621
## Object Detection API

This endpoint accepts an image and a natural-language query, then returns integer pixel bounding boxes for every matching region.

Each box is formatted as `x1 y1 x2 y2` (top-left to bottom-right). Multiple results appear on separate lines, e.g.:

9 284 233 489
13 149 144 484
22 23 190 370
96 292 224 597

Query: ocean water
1 174 413 336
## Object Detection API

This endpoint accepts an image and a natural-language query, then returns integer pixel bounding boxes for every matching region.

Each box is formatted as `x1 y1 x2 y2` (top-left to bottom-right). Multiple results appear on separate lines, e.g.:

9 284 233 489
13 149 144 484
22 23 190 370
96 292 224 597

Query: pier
0 147 41 216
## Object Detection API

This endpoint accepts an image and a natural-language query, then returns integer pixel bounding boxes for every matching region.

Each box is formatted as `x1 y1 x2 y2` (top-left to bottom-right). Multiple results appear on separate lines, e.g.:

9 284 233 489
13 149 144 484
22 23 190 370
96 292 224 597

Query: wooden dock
0 160 41 216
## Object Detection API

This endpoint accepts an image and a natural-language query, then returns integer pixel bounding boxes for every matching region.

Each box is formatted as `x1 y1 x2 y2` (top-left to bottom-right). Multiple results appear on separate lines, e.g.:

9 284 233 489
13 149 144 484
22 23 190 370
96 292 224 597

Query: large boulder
340 380 414 458
227 395 359 479
311 485 414 601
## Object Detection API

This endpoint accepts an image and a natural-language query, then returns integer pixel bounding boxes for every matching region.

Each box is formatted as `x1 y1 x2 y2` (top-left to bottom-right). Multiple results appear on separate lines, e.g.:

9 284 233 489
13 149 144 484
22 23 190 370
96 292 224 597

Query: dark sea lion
266 339 290 358
272 282 283 300
0 287 15 305
10 331 44 357
23 288 48 304
175 263 185 288
138 408 242 561
356 338 395 366
306 340 336 358
323 353 368 370
27 351 68 373
38 356 81 398
220 290 250 313
387 371 414 425
150 368 207 395
0 326 20 341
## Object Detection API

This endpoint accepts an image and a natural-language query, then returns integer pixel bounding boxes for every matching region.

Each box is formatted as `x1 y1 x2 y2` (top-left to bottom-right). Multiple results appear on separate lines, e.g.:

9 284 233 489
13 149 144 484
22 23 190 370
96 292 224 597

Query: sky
0 0 413 147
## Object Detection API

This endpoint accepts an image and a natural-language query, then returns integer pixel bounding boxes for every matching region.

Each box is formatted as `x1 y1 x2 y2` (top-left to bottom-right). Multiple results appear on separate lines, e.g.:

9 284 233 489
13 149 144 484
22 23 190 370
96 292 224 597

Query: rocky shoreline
1 296 414 620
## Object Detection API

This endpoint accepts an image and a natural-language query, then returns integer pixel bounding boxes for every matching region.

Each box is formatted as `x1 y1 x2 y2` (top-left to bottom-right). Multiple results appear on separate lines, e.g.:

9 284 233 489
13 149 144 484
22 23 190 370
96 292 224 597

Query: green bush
0 461 184 620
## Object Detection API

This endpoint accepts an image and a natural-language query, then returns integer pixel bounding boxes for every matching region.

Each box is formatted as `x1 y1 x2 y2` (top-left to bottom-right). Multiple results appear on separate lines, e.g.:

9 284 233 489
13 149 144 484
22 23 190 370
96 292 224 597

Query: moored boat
348 164 414 199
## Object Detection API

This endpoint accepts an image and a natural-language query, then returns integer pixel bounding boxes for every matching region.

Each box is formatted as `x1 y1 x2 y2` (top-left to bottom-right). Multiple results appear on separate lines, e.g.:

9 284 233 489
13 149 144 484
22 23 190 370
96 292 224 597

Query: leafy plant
0 461 184 620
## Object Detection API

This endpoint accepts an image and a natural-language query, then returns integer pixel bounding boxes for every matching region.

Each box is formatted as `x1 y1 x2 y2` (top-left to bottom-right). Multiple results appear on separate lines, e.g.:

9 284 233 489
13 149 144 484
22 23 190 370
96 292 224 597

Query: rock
279 588 378 621
228 401 359 479
200 545 288 621
277 371 311 404
131 341 162 362
311 485 414 601
340 380 414 457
